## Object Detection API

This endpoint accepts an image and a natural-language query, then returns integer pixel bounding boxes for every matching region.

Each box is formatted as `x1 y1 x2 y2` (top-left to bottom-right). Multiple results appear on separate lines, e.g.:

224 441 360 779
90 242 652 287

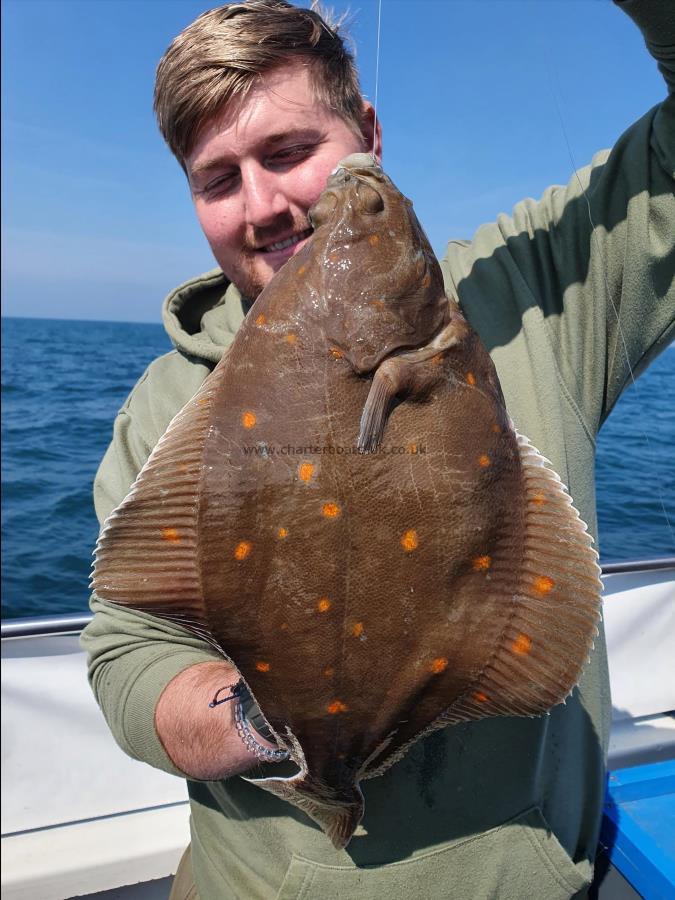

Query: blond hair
154 0 363 168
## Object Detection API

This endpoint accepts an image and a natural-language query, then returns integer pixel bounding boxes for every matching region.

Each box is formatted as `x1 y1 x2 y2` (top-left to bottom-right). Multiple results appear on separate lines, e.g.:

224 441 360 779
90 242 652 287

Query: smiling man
185 62 380 299
81 1 675 898
156 3 380 304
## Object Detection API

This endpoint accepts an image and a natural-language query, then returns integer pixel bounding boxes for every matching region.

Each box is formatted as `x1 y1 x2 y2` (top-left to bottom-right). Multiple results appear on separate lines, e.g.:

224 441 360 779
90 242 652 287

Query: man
81 1 675 897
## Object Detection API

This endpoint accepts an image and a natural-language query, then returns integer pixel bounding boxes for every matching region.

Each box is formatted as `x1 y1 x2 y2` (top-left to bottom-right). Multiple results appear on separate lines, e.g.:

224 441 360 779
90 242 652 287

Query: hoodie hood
161 269 252 365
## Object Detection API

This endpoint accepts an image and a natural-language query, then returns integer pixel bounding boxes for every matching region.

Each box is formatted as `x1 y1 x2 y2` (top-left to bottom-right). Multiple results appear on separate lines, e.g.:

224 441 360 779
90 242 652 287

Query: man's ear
360 101 383 163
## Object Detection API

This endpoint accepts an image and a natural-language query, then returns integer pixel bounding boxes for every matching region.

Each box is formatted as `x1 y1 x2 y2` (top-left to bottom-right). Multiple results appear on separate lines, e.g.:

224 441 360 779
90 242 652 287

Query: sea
2 316 674 621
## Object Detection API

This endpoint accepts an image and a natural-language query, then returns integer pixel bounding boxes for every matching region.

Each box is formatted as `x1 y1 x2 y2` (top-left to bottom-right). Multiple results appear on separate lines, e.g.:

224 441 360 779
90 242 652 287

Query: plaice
92 153 602 849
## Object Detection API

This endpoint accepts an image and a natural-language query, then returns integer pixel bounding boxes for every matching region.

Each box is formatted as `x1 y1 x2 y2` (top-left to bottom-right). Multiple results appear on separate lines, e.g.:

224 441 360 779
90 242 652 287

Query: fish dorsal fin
363 425 602 780
91 375 219 635
440 425 603 722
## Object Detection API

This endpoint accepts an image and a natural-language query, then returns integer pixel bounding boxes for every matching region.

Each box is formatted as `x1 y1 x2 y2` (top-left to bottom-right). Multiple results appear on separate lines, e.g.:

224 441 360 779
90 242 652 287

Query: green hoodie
81 2 675 897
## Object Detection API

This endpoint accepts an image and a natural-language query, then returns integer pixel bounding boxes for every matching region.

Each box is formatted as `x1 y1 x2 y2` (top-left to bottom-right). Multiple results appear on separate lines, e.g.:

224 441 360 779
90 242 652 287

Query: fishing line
545 53 675 549
371 0 383 160
326 0 384 761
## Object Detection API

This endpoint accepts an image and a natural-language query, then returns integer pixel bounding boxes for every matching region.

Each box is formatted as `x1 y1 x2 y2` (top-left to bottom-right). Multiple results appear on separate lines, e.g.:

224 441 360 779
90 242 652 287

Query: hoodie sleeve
81 350 222 776
442 0 675 437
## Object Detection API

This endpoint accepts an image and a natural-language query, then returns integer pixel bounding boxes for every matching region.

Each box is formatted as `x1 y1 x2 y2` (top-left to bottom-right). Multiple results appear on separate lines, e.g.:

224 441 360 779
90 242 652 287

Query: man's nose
241 163 289 227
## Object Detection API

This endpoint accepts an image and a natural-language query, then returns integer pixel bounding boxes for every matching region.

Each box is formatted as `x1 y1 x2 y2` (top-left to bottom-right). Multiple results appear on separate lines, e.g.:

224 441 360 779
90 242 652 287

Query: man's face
186 62 380 300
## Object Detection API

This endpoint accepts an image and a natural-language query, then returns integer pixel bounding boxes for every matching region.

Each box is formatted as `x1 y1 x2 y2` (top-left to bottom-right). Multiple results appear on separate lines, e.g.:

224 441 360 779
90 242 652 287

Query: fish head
307 153 449 373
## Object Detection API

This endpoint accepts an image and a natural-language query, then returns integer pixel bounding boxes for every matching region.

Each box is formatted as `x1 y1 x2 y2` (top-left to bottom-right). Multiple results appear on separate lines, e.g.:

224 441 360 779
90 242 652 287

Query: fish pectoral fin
358 349 447 452
358 365 398 452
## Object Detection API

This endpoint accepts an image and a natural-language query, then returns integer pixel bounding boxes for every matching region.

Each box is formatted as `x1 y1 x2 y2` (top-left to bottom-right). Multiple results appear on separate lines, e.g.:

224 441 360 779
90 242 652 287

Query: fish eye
357 183 384 214
309 191 339 227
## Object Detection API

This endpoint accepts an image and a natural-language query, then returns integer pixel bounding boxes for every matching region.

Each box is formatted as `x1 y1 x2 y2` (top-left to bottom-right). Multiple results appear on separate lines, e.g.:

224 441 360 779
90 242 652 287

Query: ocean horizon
3 313 164 327
2 316 673 620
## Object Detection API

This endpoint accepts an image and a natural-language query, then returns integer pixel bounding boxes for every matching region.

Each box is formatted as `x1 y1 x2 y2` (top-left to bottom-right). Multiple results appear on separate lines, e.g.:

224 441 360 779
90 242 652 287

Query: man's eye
203 174 237 196
271 144 313 165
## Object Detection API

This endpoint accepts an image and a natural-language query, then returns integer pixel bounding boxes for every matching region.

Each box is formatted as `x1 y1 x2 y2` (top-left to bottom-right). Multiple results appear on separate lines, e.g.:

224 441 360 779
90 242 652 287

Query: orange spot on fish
466 372 476 386
324 666 335 677
255 313 266 326
297 264 307 275
317 598 331 613
478 454 491 468
322 502 341 518
234 540 253 561
532 493 547 507
280 622 289 631
408 443 417 454
512 633 533 655
492 424 502 434
368 234 380 246
277 527 289 539
329 251 340 262
197 397 210 406
401 529 419 552
472 555 492 571
298 462 314 482
352 622 364 638
327 700 348 714
474 691 489 703
255 661 271 672
160 527 180 544
242 411 257 429
286 333 297 345
430 657 448 674
330 347 343 359
421 273 431 288
534 575 555 595
431 353 444 365
371 299 385 311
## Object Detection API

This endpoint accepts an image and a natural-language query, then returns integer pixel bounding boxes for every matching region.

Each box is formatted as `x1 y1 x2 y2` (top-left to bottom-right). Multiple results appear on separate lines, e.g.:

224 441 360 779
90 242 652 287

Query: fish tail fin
322 791 364 849
294 780 365 850
248 773 364 849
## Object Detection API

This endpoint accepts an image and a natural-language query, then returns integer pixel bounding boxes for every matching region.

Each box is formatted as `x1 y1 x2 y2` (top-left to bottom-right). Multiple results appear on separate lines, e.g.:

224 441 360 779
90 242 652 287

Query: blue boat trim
601 761 675 900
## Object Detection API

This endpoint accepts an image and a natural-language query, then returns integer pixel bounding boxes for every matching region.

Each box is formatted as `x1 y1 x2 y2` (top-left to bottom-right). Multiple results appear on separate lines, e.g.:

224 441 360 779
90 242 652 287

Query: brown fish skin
92 153 601 849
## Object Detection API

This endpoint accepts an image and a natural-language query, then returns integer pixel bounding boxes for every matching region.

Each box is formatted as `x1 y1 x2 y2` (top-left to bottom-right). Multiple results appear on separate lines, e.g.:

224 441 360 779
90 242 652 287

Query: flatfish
92 153 602 848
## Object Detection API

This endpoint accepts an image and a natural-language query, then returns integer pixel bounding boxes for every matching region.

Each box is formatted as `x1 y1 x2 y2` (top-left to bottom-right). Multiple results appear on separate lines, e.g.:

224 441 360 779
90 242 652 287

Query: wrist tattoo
210 678 289 763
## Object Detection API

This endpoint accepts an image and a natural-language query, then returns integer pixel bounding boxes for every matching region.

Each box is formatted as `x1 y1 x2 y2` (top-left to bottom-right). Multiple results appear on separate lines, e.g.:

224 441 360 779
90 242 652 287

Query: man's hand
154 661 280 780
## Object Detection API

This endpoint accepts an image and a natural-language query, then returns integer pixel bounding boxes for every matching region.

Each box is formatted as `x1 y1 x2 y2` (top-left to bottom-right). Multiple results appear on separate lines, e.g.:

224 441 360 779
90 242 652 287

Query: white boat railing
3 557 674 639
1 613 93 638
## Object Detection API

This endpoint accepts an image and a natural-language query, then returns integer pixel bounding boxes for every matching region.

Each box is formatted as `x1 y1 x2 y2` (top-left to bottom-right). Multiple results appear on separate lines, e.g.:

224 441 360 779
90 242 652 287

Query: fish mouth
258 228 313 254
330 153 381 177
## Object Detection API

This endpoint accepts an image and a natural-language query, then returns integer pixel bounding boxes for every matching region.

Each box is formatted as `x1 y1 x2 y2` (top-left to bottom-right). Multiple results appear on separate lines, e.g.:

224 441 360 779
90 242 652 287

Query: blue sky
1 0 666 323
